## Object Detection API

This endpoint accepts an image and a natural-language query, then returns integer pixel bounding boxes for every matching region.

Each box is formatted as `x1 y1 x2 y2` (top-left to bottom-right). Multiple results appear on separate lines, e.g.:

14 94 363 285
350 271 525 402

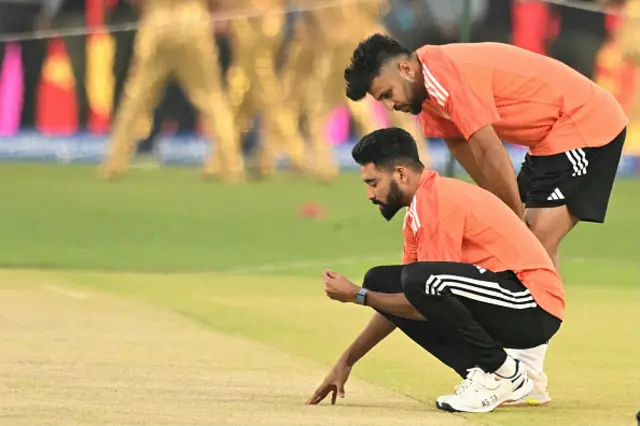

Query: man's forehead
361 163 388 180
369 78 385 99
360 163 378 177
370 63 398 96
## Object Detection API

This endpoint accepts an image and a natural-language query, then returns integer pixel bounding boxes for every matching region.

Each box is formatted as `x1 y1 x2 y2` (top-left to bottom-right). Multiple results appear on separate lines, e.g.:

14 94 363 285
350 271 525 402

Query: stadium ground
0 165 637 425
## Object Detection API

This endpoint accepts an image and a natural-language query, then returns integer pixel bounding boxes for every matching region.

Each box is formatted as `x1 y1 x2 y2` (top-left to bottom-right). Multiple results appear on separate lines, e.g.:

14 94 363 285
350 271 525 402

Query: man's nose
367 187 375 200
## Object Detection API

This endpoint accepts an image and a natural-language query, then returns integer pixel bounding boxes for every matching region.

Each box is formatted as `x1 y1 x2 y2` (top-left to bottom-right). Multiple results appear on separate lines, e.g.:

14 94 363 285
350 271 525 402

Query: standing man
343 34 628 271
101 0 245 182
307 128 564 412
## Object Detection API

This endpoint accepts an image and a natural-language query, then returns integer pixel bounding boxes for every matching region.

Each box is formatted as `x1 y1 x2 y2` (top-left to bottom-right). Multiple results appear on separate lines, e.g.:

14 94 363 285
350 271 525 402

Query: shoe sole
501 387 551 407
436 400 501 414
500 398 551 407
436 398 551 412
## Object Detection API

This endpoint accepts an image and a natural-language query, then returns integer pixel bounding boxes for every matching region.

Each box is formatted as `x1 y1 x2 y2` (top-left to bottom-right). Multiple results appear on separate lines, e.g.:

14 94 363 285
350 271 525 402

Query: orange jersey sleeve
418 47 501 140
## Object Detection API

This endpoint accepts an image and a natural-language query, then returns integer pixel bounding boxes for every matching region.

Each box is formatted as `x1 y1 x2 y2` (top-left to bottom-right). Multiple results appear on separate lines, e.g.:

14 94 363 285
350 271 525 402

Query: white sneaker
500 370 551 407
436 361 534 413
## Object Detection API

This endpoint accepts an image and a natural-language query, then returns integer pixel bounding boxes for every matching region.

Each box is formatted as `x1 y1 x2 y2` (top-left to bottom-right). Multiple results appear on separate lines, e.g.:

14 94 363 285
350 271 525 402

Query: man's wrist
355 287 368 305
339 354 356 368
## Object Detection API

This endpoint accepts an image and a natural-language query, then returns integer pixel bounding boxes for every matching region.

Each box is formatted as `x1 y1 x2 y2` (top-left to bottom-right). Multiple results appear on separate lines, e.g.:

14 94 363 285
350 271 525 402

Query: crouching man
307 128 564 413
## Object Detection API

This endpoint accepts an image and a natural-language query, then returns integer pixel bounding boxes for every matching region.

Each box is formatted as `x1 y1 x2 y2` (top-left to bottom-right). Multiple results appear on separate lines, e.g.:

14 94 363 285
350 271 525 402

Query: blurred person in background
275 0 349 183
101 0 245 182
108 0 227 157
108 0 157 155
224 0 304 179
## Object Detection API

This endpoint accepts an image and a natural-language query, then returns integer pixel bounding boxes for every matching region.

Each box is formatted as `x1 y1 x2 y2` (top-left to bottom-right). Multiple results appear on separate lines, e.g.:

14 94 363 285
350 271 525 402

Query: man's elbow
468 125 503 152
444 137 466 150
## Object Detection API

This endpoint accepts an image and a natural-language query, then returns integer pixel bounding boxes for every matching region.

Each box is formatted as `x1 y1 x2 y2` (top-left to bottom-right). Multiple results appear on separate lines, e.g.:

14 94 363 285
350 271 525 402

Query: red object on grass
299 202 326 219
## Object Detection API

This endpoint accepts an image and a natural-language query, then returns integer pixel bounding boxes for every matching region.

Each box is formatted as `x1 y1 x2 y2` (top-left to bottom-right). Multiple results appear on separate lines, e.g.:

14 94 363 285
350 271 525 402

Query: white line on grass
42 284 89 300
220 254 638 275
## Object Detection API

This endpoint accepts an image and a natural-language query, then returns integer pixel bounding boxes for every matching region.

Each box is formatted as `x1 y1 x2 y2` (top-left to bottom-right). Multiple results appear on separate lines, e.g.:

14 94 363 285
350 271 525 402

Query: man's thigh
362 265 404 293
403 261 561 350
362 265 476 377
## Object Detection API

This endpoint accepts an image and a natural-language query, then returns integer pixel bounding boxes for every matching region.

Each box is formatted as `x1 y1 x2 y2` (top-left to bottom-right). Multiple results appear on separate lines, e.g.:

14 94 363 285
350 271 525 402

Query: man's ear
399 60 416 81
395 166 410 184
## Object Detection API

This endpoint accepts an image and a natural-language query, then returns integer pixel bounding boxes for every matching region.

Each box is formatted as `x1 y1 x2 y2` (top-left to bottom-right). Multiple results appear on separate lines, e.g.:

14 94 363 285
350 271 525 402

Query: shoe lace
454 367 487 395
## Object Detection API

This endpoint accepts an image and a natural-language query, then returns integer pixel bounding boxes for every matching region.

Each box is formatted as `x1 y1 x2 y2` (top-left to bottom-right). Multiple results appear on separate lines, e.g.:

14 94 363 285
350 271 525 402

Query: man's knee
400 263 426 300
525 206 578 250
527 222 558 251
362 265 403 293
362 266 383 291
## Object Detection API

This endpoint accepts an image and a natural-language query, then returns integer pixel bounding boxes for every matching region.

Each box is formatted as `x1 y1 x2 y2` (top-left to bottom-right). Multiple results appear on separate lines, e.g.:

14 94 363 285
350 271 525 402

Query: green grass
1 164 638 271
0 165 403 271
1 164 639 425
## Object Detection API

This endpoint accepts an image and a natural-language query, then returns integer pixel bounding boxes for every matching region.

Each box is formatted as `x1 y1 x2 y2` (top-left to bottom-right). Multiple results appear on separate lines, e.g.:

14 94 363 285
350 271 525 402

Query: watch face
356 289 367 305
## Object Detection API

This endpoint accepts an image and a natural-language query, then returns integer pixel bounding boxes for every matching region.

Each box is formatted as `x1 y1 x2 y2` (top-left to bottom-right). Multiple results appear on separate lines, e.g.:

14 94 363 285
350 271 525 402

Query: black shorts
516 127 627 223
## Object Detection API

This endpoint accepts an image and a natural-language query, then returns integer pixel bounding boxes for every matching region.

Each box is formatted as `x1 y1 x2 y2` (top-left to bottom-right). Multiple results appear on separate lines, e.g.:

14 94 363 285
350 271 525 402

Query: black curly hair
344 33 412 102
352 128 423 171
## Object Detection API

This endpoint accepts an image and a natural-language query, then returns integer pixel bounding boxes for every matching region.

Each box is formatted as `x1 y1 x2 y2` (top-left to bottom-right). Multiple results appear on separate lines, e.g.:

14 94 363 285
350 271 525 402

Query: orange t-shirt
402 170 565 320
416 43 628 156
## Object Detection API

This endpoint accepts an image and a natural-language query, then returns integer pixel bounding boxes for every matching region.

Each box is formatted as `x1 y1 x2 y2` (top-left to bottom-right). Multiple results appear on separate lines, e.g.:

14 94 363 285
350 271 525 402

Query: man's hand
322 270 359 303
306 361 352 405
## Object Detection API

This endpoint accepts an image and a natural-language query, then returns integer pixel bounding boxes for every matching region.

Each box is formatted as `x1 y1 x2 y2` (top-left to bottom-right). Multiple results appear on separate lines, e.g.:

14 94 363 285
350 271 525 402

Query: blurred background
0 0 638 179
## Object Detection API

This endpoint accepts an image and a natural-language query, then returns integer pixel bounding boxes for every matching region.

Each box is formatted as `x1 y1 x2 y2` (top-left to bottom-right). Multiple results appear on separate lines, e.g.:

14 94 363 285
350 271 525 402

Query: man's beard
372 180 405 221
408 98 423 115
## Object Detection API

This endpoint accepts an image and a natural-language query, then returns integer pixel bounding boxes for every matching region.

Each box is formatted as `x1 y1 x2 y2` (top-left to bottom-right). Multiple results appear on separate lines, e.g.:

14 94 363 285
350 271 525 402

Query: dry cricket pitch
0 281 473 426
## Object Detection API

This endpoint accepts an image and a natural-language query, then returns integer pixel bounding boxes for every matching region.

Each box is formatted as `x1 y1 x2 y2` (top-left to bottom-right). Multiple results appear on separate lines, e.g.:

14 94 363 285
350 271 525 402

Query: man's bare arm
465 125 524 218
444 136 485 187
338 313 397 366
364 291 426 321
306 313 395 405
